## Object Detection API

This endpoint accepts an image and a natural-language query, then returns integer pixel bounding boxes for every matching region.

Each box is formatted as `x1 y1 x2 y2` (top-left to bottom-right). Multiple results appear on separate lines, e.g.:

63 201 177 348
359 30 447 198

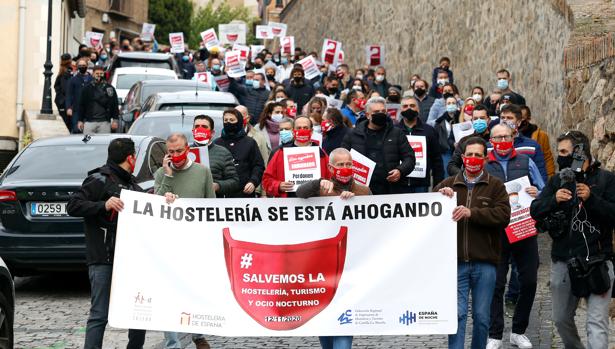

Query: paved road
14 234 615 348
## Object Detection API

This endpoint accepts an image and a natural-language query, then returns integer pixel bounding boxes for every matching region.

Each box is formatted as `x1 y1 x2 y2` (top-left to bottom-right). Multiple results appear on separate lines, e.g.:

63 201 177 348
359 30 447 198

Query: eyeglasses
491 135 513 142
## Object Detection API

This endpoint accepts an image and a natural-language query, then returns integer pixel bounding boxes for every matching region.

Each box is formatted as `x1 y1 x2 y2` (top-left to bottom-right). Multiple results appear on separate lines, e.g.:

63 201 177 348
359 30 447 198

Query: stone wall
280 0 572 141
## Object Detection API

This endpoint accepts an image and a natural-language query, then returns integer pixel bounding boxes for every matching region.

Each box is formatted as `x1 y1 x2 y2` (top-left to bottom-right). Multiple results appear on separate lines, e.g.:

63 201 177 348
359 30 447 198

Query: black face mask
328 88 338 94
293 76 303 84
442 92 453 100
223 122 242 135
557 155 573 170
266 74 275 80
401 108 419 121
414 88 426 97
254 63 263 69
388 95 401 103
78 66 87 74
371 112 388 127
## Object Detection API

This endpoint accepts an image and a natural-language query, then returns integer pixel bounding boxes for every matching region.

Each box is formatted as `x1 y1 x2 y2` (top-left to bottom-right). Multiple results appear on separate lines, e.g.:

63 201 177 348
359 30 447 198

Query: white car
110 67 178 103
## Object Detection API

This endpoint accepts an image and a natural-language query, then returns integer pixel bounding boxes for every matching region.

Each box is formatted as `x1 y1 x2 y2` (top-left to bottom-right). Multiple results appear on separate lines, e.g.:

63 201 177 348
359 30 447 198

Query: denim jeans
448 261 496 349
551 260 614 349
408 185 429 193
505 259 520 302
442 150 453 178
163 332 182 348
84 264 146 349
319 336 353 349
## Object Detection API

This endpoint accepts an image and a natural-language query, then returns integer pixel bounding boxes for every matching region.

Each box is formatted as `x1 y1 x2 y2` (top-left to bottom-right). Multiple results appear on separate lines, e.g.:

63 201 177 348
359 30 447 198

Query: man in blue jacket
66 58 92 133
229 73 269 124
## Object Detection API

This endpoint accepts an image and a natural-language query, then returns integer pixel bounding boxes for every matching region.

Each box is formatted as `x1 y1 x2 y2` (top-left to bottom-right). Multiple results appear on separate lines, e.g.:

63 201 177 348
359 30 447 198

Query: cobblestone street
14 233 615 348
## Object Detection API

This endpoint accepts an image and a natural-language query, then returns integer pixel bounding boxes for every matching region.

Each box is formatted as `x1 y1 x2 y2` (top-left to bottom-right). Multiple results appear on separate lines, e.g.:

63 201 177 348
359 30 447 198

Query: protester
433 96 460 178
67 138 147 349
191 115 240 198
431 56 454 87
342 96 415 195
519 105 555 178
398 96 444 192
340 89 366 125
284 67 315 112
78 66 119 134
427 83 460 126
413 79 435 122
214 109 264 198
530 130 615 349
484 69 526 109
459 97 477 123
262 116 329 197
435 136 511 349
429 69 451 99
66 58 92 133
484 124 545 349
368 66 391 97
256 102 287 152
471 86 485 103
229 72 269 123
448 105 492 176
54 53 73 131
322 108 350 155
236 105 270 165
386 85 402 104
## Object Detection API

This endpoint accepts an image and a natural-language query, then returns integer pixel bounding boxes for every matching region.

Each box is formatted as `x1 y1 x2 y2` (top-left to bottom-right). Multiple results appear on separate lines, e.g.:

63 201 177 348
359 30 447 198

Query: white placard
283 146 322 192
250 45 265 62
140 23 156 42
407 135 427 179
219 23 247 45
233 44 250 65
188 147 210 169
201 28 221 50
280 36 295 57
452 121 475 143
225 51 246 78
321 39 342 65
504 176 538 243
350 149 376 186
85 31 104 49
256 25 273 40
268 22 287 38
298 56 321 80
169 32 185 53
366 45 384 66
214 74 231 92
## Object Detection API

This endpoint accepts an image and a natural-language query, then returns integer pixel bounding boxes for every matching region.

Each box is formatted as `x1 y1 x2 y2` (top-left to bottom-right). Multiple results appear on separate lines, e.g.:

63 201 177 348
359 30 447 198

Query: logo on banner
227 34 239 42
223 227 348 330
288 153 317 171
180 312 191 325
338 310 352 325
132 291 153 322
399 310 417 325
352 161 369 185
410 141 423 158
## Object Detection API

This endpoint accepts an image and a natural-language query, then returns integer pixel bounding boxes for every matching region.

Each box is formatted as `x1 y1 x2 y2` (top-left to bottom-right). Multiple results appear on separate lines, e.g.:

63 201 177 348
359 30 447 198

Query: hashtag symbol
240 253 253 269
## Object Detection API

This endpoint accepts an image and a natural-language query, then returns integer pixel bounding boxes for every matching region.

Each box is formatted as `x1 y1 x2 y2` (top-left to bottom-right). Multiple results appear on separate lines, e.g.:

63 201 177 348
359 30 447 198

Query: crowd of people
62 34 615 349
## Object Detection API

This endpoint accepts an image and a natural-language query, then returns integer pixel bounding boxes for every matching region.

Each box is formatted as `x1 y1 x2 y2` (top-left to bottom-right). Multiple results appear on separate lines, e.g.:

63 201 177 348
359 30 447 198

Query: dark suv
106 52 181 80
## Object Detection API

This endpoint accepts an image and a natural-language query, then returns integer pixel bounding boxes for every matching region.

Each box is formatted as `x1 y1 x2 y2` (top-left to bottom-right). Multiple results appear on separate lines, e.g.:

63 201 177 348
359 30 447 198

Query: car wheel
0 292 13 349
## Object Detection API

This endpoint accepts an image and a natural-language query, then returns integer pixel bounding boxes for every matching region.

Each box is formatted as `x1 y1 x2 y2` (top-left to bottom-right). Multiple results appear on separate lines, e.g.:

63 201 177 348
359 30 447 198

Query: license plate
30 202 68 217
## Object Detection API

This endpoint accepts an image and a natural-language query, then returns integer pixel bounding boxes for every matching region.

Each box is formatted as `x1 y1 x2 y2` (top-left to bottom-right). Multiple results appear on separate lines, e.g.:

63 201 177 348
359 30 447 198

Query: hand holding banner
141 23 156 42
169 32 185 53
283 146 321 192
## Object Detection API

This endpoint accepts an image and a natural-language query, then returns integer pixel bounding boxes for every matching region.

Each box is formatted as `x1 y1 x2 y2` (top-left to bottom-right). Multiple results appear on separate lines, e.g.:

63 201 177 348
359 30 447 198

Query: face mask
192 127 212 145
328 87 338 95
437 79 449 86
401 108 418 121
375 74 385 82
472 94 483 102
293 129 313 143
266 74 275 80
271 113 284 122
170 147 189 167
355 74 364 80
332 167 353 184
252 80 261 89
354 98 367 110
414 88 426 97
127 155 136 173
472 119 488 134
370 112 388 127
279 129 293 144
557 155 573 170
212 64 221 71
254 63 263 69
445 104 457 113
245 79 254 86
442 92 454 100
464 105 474 116
463 156 484 175
321 120 333 134
275 97 284 102
352 85 362 91
100 54 107 61
281 58 288 65
286 106 297 117
182 56 189 62
492 140 514 155
503 120 517 131
293 76 303 83
223 122 242 135
510 194 519 205
388 95 401 103
497 79 509 90
78 66 87 74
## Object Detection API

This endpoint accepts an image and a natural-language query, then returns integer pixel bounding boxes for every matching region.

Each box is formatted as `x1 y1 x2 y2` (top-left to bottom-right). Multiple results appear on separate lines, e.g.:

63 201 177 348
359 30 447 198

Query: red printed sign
287 153 317 171
367 45 384 66
352 160 370 185
321 39 341 65
194 72 209 83
223 227 347 330
281 36 295 56
505 208 538 243
227 34 239 42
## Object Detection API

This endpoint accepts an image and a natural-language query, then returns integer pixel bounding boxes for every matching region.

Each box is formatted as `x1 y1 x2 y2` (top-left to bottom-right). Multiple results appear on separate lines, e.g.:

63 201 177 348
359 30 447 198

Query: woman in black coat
214 109 265 198
54 54 74 130
321 108 350 155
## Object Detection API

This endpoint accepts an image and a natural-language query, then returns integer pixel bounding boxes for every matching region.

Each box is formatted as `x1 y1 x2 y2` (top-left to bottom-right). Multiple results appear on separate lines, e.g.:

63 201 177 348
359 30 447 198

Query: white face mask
472 94 483 102
352 85 362 91
275 97 284 102
271 113 284 122
375 74 385 82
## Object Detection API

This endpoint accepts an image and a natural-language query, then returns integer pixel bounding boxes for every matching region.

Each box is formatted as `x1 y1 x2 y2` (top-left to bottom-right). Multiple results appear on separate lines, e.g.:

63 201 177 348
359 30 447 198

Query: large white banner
109 190 458 336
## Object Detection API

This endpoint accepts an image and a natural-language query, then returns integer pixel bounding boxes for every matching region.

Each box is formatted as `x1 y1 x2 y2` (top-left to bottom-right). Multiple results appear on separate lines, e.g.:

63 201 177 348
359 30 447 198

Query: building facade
84 0 149 42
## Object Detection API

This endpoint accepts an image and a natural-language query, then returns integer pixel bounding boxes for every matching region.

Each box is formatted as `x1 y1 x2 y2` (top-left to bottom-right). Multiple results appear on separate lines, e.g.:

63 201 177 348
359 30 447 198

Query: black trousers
489 234 539 339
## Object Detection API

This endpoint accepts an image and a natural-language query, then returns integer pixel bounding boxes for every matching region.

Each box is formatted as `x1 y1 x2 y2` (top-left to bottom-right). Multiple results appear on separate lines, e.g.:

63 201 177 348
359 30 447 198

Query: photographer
530 130 615 349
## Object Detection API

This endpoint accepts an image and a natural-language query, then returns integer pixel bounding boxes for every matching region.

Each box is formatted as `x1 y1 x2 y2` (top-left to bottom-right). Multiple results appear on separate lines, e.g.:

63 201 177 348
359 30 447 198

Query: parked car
128 110 224 142
0 256 13 348
0 134 166 275
119 79 212 132
110 67 177 104
139 90 238 114
105 52 180 80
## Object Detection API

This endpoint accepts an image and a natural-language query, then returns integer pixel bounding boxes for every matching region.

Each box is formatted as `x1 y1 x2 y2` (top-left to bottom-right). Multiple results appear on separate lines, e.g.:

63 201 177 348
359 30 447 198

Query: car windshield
158 103 236 111
2 144 126 181
118 59 172 70
141 85 206 104
129 116 198 142
117 74 175 89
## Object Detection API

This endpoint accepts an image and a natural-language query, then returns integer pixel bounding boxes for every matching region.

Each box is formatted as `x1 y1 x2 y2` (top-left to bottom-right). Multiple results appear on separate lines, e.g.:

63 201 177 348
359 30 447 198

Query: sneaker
510 333 533 348
193 338 211 349
486 338 503 349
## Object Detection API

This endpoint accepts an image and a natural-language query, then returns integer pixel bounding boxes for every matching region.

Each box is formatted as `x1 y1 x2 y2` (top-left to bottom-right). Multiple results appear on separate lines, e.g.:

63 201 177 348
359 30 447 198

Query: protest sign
504 176 537 243
250 45 265 62
169 32 185 53
407 136 427 179
268 22 287 38
256 25 274 40
219 23 247 44
109 190 457 336
452 121 475 143
366 45 384 66
321 39 342 65
214 75 231 92
141 23 156 41
194 72 210 84
281 36 295 57
233 44 250 65
350 149 376 186
386 104 401 121
225 51 246 78
201 28 220 50
283 146 322 192
188 147 210 169
298 56 321 80
85 31 104 48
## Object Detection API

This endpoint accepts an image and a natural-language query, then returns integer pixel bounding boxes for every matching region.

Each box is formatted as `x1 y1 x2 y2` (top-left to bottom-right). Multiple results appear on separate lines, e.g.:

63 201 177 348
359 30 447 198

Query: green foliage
148 0 194 46
189 0 260 48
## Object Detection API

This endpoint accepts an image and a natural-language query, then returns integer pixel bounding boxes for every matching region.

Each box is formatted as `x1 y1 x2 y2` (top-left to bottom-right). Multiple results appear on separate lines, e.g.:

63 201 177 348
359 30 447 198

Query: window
109 0 125 13
275 0 284 8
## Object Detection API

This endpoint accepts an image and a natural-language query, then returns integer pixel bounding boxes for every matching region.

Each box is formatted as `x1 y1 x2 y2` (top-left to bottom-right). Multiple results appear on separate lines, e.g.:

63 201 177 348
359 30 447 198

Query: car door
135 139 166 193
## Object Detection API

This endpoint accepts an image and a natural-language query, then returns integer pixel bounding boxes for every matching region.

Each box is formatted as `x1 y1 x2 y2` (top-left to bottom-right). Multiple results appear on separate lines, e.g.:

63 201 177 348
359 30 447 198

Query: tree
189 0 260 48
149 0 194 46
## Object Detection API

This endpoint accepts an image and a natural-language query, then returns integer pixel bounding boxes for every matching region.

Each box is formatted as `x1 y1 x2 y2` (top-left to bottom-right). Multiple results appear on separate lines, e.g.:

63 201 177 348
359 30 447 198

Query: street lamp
40 0 53 114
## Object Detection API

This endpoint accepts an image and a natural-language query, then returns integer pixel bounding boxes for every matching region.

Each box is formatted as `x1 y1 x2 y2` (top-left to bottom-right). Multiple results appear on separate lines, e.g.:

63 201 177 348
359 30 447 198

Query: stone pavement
14 233 615 348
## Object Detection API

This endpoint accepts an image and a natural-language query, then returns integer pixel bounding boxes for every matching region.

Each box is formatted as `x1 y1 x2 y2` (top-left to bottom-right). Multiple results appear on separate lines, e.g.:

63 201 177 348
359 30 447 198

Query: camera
535 210 569 239
571 143 587 182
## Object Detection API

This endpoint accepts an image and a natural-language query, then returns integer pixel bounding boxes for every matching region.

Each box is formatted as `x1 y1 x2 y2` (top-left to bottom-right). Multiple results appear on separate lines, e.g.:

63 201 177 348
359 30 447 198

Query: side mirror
122 111 134 123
